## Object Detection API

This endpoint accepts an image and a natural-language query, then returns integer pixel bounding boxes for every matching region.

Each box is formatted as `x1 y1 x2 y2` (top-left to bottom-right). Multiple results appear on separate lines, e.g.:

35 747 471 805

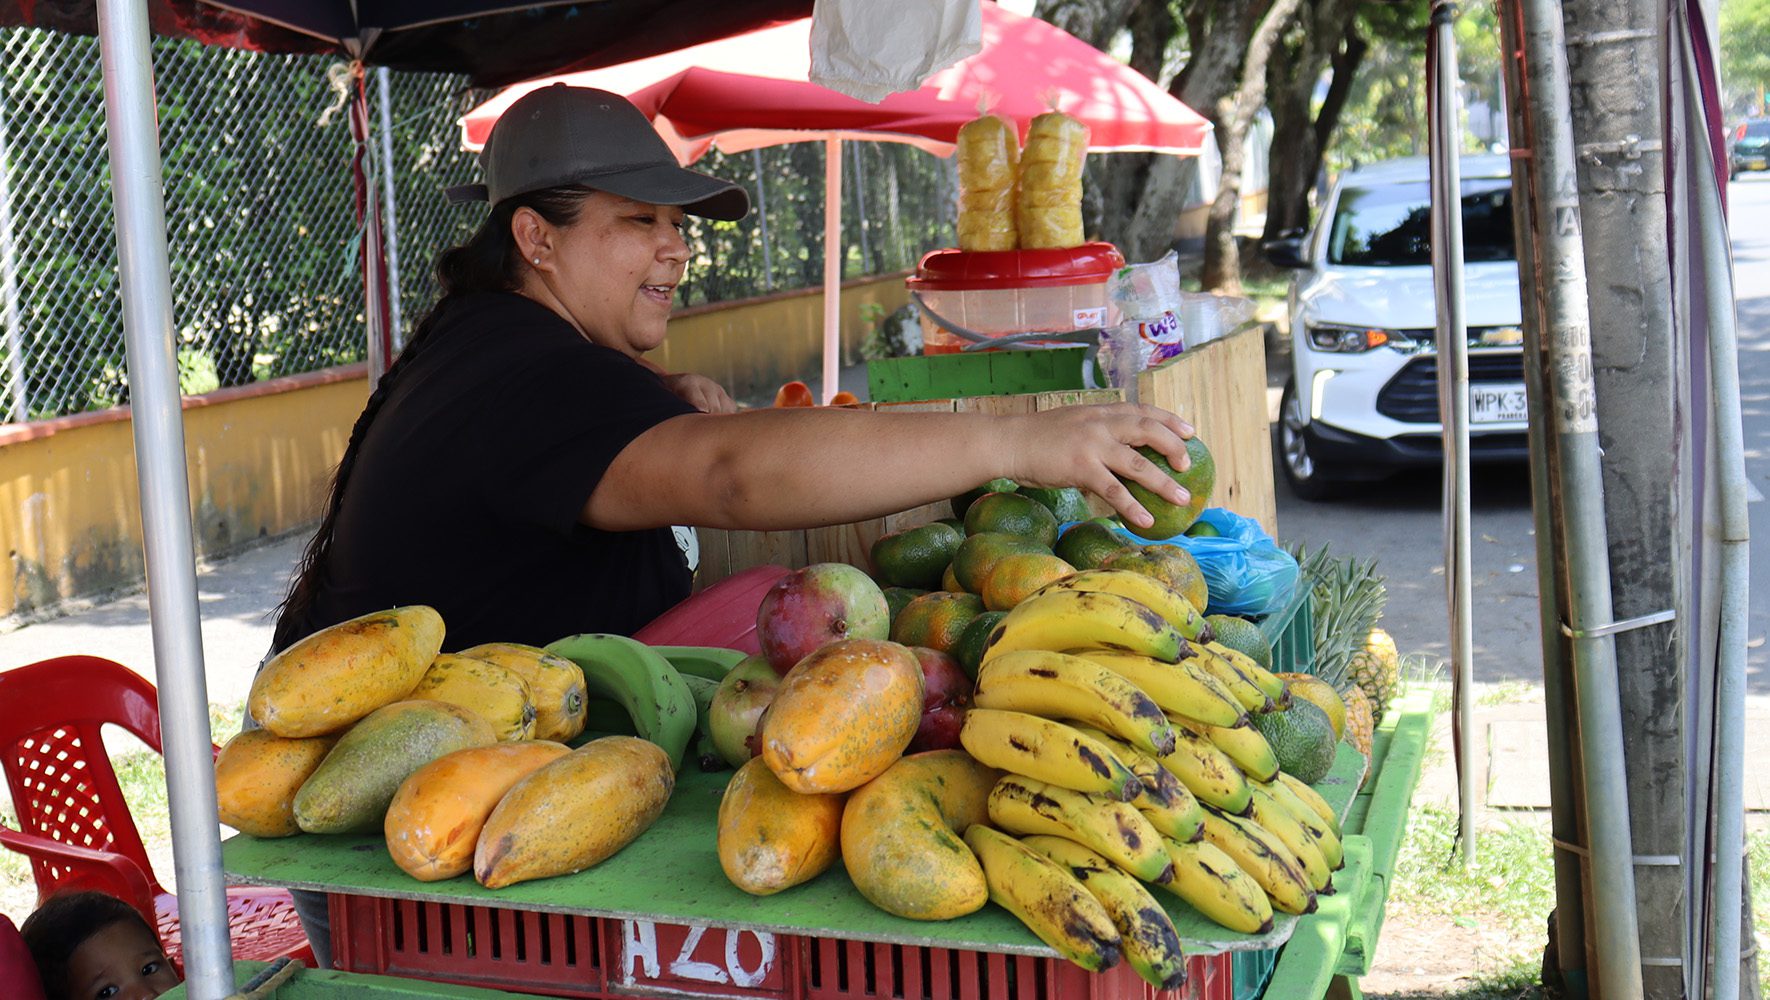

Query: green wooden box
866 347 1089 403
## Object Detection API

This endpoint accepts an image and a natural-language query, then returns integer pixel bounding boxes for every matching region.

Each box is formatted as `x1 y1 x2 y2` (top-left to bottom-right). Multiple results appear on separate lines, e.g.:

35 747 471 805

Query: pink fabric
460 3 1211 162
0 913 46 1000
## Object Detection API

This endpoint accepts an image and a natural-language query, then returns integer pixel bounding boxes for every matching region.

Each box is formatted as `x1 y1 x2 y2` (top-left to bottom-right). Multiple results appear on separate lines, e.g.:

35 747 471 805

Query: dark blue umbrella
0 0 813 86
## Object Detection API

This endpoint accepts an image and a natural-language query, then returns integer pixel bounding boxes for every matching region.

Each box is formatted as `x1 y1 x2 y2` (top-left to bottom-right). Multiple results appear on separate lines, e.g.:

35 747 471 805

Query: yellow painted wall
0 368 366 623
653 273 911 400
0 275 912 622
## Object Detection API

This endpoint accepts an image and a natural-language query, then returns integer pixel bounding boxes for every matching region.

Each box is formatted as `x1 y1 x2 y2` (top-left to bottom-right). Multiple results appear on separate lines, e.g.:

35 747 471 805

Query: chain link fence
0 26 958 424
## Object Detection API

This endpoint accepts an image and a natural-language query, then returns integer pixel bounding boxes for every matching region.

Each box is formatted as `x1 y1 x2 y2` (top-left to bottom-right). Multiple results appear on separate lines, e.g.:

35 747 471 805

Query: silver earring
532 257 541 265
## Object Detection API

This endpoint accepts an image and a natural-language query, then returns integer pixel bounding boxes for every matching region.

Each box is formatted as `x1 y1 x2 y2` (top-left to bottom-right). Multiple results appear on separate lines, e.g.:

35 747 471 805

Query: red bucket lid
909 242 1126 291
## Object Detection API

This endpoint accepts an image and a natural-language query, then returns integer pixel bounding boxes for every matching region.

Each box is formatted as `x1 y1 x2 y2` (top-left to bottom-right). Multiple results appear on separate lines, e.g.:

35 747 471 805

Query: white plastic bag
808 0 981 103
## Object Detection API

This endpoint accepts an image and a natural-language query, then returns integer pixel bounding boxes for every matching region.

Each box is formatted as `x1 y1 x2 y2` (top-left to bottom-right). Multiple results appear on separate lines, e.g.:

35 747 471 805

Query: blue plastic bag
1074 508 1299 618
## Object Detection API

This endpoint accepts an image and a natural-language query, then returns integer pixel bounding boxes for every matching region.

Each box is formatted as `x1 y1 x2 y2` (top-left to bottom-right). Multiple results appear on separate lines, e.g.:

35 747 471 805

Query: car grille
1375 352 1525 423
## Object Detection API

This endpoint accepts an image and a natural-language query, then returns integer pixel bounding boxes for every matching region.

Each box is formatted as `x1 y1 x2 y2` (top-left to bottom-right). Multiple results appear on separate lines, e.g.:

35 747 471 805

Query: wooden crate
696 325 1275 589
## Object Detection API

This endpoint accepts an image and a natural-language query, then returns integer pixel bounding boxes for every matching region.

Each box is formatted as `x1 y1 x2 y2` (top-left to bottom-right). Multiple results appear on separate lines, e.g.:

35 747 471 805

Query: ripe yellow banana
962 825 1122 972
1031 569 1213 642
1256 778 1343 870
982 590 1184 666
987 774 1175 884
974 651 1177 757
1069 723 1204 844
1245 783 1331 890
1156 836 1273 935
1175 717 1279 783
1069 649 1247 729
1203 641 1290 708
1198 807 1316 916
1188 645 1276 714
1158 718 1253 815
1021 835 1189 991
959 709 1143 801
1272 770 1342 838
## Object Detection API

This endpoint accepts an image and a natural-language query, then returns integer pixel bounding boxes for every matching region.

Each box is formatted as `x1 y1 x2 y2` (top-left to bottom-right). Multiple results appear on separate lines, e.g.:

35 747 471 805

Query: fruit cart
212 740 1366 1000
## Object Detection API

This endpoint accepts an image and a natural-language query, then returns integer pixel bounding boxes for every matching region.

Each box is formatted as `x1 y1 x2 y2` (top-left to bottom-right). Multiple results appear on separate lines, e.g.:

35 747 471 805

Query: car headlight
1306 323 1415 353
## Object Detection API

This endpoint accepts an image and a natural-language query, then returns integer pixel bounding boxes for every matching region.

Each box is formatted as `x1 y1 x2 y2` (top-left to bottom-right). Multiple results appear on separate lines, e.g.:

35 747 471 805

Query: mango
717 756 844 895
214 730 336 838
384 741 571 881
456 642 588 742
475 736 674 889
760 639 923 794
840 750 1001 920
410 653 536 742
249 606 444 737
294 700 495 834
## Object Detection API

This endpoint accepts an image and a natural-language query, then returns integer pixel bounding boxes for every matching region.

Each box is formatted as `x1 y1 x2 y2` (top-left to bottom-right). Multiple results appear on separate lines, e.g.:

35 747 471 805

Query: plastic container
328 896 1234 1000
908 243 1125 355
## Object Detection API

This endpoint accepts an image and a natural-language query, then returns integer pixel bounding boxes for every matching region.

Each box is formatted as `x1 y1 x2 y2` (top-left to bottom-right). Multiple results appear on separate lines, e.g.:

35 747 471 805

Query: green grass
1750 828 1770 950
1391 803 1557 940
1479 681 1538 708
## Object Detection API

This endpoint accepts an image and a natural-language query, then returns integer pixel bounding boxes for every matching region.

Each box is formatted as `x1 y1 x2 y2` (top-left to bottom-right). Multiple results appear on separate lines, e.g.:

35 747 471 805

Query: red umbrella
460 2 1211 399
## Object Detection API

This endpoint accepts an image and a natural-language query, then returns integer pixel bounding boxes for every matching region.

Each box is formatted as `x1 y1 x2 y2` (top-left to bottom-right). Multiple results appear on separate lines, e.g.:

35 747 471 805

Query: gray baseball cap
447 84 750 221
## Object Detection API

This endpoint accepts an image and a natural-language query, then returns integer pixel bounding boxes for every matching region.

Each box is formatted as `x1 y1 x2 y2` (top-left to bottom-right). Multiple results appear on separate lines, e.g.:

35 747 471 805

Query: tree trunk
1200 0 1305 292
1262 10 1366 243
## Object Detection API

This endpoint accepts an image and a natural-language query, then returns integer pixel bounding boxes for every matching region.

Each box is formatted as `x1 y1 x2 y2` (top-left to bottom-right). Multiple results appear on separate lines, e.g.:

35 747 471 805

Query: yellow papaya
760 639 923 794
717 756 844 896
214 729 336 838
249 606 445 737
384 741 571 881
294 700 495 834
839 750 1001 920
474 736 673 889
455 642 587 742
410 653 536 741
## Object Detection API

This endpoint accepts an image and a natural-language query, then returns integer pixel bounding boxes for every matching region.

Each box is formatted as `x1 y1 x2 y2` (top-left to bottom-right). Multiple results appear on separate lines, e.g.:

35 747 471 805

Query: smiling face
64 920 180 1000
514 191 690 357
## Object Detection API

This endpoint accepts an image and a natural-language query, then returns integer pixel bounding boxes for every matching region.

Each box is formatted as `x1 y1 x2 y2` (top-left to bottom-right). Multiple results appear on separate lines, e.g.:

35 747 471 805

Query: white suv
1263 155 1526 500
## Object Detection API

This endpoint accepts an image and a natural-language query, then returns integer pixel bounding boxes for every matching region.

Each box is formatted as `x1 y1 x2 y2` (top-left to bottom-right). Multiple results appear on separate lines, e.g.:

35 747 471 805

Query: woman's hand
1002 403 1196 531
661 372 738 414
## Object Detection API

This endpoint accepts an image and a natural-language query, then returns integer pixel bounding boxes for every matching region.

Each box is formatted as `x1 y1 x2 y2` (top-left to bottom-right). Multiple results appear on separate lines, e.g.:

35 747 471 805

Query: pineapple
1343 686 1376 787
1348 627 1400 721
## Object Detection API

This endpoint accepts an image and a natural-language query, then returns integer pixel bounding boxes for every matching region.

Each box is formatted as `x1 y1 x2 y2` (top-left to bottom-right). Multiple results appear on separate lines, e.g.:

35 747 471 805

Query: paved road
1268 179 1770 692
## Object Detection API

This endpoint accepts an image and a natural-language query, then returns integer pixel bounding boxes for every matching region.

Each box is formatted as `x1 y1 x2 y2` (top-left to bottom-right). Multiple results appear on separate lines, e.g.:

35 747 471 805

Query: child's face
63 920 180 1000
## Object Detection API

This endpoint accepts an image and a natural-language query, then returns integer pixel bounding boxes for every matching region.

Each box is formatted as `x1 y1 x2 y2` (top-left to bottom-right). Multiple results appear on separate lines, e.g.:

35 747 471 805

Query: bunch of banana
1066 723 1204 844
986 774 1174 884
1070 650 1245 729
1202 641 1291 710
1197 806 1316 915
980 589 1185 665
1171 716 1279 784
973 651 1176 756
1030 570 1214 643
544 634 698 771
1156 835 1273 934
1023 836 1189 990
963 825 1122 971
960 708 1144 800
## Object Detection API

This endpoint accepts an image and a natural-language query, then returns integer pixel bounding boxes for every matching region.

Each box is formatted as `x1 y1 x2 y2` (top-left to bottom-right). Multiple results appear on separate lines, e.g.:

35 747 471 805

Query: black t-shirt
282 292 698 651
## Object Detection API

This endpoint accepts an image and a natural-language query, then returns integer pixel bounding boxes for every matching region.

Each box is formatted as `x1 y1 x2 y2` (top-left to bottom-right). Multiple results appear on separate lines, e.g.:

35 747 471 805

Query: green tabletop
223 742 1365 959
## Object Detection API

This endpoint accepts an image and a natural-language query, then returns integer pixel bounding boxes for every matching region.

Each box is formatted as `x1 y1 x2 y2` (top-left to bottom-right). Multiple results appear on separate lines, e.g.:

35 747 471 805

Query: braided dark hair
271 187 594 651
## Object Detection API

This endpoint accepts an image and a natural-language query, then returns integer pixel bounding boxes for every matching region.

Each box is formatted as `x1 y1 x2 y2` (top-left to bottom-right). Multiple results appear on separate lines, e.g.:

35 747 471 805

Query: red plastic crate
329 895 1232 1000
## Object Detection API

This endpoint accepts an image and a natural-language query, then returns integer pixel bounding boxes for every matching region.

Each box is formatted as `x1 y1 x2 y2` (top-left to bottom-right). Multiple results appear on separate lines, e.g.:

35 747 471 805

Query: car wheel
1276 380 1341 502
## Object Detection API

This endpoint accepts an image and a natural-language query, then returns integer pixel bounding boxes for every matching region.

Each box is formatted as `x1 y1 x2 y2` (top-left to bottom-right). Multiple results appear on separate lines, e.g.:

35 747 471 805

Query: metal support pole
822 134 841 404
1428 0 1477 866
94 0 232 995
752 148 774 292
0 106 29 423
1518 0 1646 993
1496 1 1588 990
375 67 405 350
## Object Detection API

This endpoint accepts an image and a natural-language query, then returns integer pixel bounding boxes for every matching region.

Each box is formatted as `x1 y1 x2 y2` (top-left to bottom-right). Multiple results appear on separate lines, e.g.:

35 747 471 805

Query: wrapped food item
956 115 1020 251
1017 112 1089 249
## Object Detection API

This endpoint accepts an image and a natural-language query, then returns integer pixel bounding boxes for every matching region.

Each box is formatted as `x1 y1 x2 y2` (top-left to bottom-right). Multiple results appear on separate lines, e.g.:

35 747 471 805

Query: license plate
1470 383 1528 423
1752 159 1767 170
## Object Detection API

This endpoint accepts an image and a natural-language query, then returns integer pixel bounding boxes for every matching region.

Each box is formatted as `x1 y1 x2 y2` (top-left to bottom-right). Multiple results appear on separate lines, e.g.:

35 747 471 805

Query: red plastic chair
0 654 312 968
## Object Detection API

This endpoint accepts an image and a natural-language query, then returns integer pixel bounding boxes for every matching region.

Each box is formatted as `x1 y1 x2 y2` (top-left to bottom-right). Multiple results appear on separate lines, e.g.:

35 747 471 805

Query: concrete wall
0 275 912 623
